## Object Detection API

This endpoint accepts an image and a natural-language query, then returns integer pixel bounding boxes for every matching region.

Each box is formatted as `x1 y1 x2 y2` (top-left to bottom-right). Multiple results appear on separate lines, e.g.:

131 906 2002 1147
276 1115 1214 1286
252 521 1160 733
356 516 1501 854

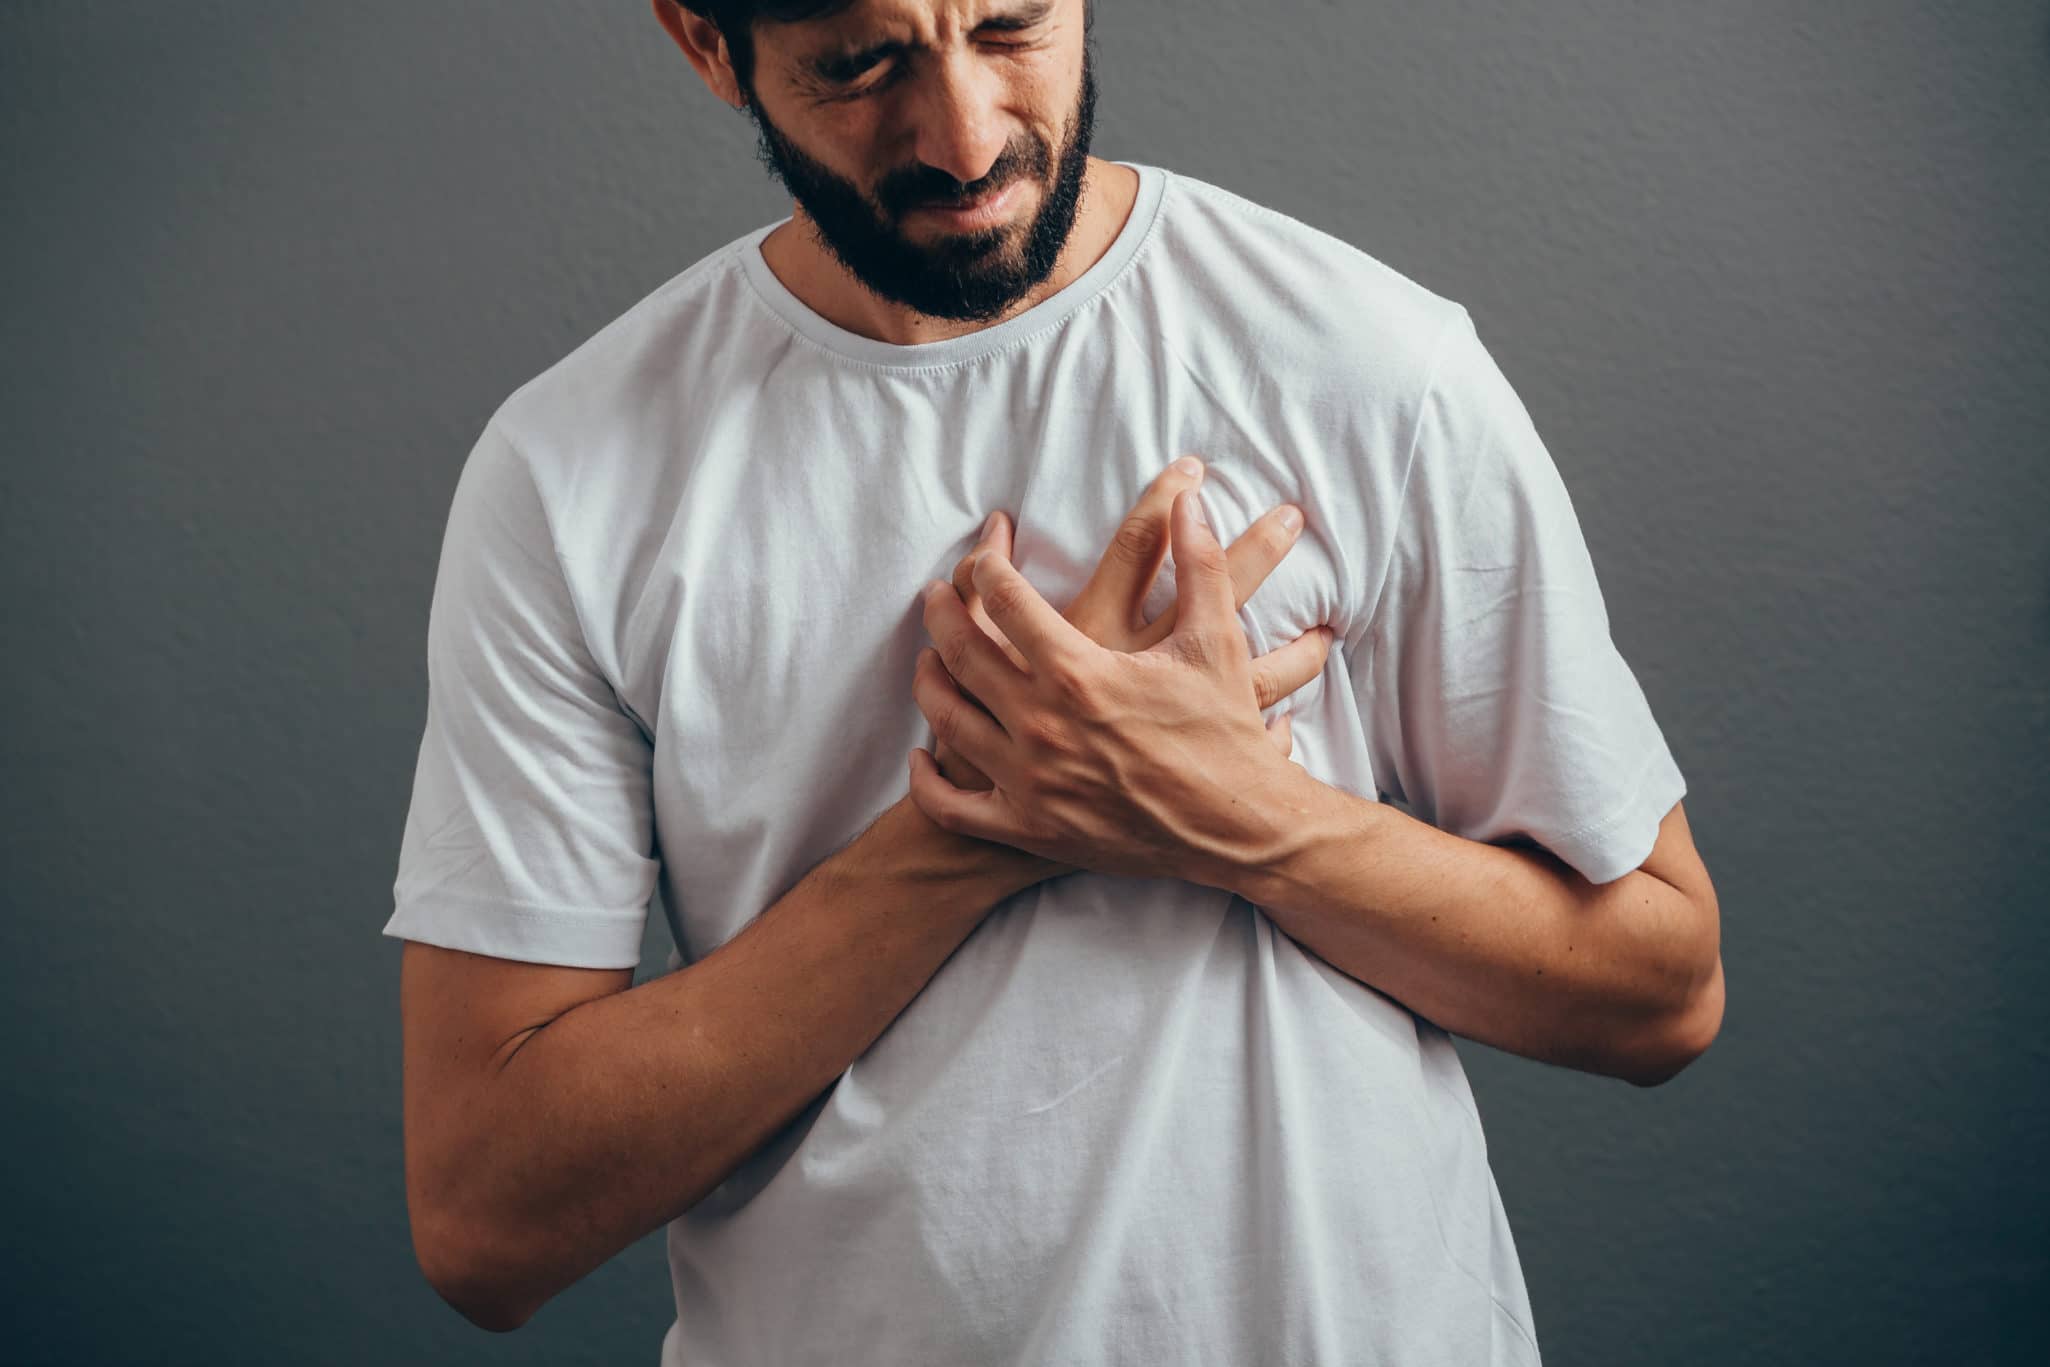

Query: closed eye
814 6 1055 96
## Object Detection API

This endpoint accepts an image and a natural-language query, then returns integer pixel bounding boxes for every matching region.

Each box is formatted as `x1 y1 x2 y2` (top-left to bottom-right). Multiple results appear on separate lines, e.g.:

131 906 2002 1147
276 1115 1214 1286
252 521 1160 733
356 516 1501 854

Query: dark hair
675 0 1093 98
673 2 860 95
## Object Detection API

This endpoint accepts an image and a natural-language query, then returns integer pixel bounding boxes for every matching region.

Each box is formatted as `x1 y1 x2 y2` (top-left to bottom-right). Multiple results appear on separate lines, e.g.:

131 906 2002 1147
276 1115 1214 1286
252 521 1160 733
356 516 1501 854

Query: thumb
1264 710 1294 757
956 509 1015 606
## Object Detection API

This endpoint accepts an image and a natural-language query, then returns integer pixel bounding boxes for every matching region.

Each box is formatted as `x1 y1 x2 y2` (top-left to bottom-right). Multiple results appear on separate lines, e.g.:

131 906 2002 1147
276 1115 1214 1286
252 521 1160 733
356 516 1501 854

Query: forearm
1228 770 1712 1086
442 794 1052 1329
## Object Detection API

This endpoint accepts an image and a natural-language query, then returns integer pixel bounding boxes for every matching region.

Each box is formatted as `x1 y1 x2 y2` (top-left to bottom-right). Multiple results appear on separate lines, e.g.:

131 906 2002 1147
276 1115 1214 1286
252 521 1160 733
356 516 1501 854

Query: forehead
774 0 1057 48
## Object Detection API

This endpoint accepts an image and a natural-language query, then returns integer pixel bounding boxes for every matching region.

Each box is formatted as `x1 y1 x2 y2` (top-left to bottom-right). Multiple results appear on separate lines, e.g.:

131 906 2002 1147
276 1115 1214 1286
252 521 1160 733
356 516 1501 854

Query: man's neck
757 156 1140 348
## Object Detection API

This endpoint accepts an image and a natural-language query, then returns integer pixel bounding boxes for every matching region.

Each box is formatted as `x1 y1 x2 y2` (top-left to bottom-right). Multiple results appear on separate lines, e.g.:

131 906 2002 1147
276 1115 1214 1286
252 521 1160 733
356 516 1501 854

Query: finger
1264 710 1294 757
953 517 1033 672
953 509 1015 606
1135 500 1305 651
908 745 1023 847
913 647 1011 775
970 549 1098 680
1248 625 1336 709
1162 486 1237 638
1067 456 1205 636
932 735 995 792
1224 503 1304 614
922 579 1027 716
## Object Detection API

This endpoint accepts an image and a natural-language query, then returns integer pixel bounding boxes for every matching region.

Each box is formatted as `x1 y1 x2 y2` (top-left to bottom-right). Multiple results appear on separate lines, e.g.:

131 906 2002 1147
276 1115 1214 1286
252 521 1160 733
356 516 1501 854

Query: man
385 0 1724 1361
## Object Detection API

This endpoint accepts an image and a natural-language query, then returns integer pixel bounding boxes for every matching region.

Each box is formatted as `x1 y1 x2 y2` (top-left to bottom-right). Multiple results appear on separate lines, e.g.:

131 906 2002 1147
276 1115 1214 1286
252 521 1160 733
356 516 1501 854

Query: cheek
1007 48 1079 121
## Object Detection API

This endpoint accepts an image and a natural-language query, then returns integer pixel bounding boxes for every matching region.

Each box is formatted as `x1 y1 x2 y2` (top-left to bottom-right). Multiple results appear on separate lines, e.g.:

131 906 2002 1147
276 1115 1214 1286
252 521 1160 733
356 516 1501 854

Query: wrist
1208 759 1345 906
882 792 1063 902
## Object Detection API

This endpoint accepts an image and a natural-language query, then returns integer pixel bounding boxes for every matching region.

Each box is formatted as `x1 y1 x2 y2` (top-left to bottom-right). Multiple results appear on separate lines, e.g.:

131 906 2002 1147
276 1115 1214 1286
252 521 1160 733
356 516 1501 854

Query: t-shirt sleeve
383 417 661 969
1349 307 1687 885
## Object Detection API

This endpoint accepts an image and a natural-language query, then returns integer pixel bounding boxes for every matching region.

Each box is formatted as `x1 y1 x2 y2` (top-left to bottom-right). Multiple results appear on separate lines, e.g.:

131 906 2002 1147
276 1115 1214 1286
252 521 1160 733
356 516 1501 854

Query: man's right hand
929 455 1331 806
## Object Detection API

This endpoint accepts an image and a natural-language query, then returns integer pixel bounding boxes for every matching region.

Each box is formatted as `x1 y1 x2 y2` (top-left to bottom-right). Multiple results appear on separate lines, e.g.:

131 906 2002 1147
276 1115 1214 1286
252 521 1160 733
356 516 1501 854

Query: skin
928 456 1325 804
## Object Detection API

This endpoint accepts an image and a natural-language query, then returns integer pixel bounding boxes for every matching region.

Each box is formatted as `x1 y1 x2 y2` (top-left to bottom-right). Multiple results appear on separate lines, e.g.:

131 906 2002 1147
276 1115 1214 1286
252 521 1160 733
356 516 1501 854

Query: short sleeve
1349 308 1687 885
383 418 660 968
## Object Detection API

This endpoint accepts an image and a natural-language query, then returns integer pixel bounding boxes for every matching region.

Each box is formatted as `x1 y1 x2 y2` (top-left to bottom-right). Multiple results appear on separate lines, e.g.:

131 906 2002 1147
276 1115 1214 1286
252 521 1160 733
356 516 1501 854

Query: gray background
3 1 2045 1362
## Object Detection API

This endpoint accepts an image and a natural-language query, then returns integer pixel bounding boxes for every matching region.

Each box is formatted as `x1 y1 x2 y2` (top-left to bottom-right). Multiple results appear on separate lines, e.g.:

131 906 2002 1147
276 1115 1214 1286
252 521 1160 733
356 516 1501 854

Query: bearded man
385 3 1723 1362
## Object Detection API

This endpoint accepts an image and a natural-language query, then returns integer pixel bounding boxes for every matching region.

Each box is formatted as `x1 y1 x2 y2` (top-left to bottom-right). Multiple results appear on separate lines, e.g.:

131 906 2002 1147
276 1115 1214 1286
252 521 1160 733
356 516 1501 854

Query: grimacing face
735 0 1099 323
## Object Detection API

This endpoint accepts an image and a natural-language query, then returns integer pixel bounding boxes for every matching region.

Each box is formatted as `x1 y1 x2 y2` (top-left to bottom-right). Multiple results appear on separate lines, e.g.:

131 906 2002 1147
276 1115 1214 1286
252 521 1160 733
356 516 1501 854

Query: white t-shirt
386 159 1686 1365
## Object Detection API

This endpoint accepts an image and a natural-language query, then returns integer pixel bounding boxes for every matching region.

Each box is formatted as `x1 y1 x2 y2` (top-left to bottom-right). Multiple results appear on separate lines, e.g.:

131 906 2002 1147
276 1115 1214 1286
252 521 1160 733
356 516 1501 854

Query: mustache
880 143 1048 214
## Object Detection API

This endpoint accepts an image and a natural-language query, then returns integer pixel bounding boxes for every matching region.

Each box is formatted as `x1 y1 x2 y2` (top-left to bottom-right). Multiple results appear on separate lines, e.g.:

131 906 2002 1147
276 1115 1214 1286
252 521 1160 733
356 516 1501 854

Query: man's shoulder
490 226 766 453
1147 165 1468 384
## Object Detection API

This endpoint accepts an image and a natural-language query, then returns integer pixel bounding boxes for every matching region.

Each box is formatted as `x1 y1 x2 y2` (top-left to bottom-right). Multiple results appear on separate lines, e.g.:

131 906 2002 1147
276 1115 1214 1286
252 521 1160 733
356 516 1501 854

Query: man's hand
928 457 1321 798
909 470 1330 888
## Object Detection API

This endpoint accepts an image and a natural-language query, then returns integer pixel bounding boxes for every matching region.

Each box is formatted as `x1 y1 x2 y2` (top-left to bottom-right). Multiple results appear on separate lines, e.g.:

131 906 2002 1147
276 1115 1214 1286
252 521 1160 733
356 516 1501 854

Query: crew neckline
736 160 1166 371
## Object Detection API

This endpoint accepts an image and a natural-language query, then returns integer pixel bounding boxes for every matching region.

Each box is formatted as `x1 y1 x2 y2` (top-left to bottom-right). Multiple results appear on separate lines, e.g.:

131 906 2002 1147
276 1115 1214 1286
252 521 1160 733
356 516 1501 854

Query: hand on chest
656 452 1359 794
1009 466 1350 664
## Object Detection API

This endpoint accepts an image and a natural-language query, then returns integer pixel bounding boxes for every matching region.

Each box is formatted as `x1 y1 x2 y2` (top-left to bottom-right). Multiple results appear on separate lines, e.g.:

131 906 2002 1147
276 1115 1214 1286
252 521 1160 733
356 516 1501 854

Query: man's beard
741 42 1099 324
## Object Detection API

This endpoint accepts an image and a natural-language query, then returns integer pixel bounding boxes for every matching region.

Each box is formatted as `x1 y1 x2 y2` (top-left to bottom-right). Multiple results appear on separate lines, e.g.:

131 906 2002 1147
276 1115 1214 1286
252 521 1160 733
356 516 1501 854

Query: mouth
908 178 1024 230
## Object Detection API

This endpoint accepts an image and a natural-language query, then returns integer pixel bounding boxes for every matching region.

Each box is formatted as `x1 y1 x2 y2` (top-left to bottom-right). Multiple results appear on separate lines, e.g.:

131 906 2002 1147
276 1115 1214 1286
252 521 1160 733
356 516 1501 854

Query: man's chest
622 452 1352 759
592 391 1376 933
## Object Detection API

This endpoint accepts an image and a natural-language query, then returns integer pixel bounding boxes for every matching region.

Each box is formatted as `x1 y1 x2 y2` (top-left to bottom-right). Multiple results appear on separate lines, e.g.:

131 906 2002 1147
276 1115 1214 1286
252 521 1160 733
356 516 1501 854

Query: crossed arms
396 456 1722 1332
910 460 1723 1090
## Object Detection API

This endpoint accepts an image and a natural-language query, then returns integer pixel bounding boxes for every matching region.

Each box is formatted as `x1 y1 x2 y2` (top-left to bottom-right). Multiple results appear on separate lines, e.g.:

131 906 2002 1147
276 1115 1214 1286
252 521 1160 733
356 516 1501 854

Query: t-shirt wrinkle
494 417 626 711
1352 303 1474 662
1099 288 1272 470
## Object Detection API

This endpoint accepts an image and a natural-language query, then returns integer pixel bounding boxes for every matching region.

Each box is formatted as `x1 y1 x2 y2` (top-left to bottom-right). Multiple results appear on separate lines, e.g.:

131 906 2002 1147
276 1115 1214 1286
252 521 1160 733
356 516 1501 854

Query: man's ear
650 0 748 109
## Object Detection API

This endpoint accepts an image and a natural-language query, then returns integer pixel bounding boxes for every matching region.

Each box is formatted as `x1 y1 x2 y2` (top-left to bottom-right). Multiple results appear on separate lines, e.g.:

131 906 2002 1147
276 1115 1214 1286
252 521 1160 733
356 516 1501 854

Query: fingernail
1172 456 1203 477
1278 505 1303 533
1188 492 1210 528
982 510 1001 538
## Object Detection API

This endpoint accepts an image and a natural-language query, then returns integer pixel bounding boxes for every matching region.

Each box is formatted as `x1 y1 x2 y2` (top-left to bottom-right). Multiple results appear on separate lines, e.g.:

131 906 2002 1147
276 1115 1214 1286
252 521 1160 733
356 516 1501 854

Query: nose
904 47 1010 191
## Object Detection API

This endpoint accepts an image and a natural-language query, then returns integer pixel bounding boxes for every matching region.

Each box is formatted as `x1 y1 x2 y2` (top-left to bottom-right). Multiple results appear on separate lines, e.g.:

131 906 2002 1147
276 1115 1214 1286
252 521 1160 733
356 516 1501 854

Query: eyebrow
808 0 1058 82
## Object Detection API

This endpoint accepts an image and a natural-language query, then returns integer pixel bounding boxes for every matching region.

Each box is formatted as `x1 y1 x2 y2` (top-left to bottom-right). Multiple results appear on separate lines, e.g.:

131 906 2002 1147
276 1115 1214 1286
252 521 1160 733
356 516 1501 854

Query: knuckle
1042 651 1095 700
1020 711 1072 754
920 683 958 736
1106 515 1157 567
1260 516 1295 561
1180 624 1244 670
935 631 975 680
981 577 1030 622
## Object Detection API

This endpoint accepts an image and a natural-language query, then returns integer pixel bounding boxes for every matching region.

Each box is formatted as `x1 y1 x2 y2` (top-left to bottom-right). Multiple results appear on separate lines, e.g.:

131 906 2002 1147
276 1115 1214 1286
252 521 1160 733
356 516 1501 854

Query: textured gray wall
3 2 2045 1363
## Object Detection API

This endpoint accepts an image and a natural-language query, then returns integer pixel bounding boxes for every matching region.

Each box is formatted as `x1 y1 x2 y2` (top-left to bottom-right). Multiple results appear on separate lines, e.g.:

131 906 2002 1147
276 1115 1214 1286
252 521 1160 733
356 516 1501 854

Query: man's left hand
908 485 1331 889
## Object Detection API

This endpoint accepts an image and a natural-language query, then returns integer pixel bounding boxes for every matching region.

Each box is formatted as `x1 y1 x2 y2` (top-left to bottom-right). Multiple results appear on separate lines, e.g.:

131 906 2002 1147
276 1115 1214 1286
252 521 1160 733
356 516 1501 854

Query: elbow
412 1202 541 1334
1626 953 1725 1088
